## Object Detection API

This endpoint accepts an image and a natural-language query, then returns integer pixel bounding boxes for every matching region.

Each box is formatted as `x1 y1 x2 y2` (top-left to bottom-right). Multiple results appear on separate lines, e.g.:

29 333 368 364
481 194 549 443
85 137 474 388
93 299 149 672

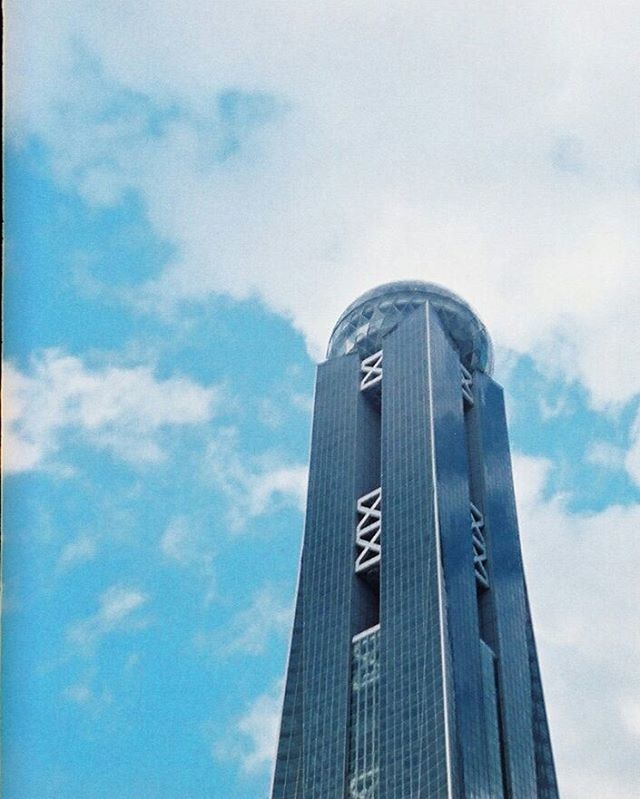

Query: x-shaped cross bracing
355 486 382 573
360 350 383 391
470 502 489 588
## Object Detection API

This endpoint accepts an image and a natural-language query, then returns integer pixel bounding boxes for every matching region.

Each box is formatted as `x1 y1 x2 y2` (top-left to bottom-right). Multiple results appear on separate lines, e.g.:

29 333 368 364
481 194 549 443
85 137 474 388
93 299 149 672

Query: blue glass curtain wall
271 288 558 799
379 305 452 798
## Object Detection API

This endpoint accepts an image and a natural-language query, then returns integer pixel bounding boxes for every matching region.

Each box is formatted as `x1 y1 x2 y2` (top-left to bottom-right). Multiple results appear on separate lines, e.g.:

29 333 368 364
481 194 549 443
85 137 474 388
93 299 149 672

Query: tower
270 281 558 799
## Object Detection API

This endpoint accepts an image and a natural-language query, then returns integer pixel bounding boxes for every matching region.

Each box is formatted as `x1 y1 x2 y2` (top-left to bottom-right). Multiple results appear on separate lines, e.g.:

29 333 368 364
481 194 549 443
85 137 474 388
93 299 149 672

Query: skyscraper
270 281 558 799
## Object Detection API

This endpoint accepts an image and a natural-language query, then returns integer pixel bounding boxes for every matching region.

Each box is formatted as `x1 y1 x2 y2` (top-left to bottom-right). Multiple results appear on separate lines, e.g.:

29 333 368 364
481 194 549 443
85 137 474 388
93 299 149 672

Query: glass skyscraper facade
270 281 558 799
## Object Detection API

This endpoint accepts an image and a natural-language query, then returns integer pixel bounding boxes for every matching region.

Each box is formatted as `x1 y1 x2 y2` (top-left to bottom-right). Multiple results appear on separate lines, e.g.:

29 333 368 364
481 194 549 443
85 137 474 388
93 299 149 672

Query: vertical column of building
426 306 493 799
347 347 383 799
524 590 560 798
468 374 538 798
379 304 454 799
271 584 304 799
351 356 382 639
479 641 505 797
299 351 370 798
460 358 505 798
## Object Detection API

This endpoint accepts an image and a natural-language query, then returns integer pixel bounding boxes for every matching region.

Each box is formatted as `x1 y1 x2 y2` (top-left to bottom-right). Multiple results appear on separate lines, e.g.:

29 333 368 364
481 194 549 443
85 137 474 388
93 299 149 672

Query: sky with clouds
3 2 640 797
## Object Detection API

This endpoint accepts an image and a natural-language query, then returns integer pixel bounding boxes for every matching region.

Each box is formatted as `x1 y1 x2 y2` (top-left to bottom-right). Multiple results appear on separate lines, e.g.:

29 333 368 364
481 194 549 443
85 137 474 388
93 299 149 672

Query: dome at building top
327 280 493 374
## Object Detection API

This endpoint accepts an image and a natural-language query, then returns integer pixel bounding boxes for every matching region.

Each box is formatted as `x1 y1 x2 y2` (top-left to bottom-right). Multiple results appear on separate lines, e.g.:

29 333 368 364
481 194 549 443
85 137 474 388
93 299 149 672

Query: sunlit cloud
223 586 292 657
514 454 640 799
3 2 639 796
67 585 150 655
214 682 282 775
57 535 98 573
205 427 307 531
3 350 220 472
159 516 216 605
5 1 640 407
625 410 640 488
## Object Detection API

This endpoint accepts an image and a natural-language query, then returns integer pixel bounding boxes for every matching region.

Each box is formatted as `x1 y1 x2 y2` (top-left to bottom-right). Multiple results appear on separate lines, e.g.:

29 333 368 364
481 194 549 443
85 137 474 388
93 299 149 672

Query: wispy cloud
236 688 281 774
223 586 292 657
3 350 220 473
625 409 640 488
6 2 640 407
194 584 292 661
539 394 572 421
62 673 113 714
3 4 640 797
513 454 640 798
63 683 94 704
255 377 314 429
215 682 282 775
586 440 627 471
57 535 98 573
160 516 216 604
67 585 150 655
586 411 640 490
205 427 307 531
257 398 287 430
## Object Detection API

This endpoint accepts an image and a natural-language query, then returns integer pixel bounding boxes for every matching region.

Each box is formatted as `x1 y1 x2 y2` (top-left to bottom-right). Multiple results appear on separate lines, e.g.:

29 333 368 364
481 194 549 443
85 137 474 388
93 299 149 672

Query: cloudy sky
3 2 640 797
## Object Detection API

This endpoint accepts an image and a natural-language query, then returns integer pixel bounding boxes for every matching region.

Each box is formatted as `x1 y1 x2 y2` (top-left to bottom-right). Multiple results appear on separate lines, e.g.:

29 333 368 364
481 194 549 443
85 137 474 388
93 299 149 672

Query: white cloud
586 440 627 471
195 585 292 662
222 586 292 657
124 652 140 672
160 516 198 564
257 398 287 430
216 683 282 775
620 698 640 739
236 689 281 774
63 681 113 709
5 1 640 407
539 394 571 421
160 516 216 604
625 409 640 488
67 585 149 654
513 454 640 799
290 392 314 414
63 683 93 704
2 350 219 473
62 669 114 714
586 410 640 488
57 535 98 572
205 428 307 530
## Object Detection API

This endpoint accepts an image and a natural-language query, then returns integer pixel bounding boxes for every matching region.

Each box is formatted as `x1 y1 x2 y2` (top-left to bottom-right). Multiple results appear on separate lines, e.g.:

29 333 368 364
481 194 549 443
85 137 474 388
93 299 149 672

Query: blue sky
3 3 640 798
